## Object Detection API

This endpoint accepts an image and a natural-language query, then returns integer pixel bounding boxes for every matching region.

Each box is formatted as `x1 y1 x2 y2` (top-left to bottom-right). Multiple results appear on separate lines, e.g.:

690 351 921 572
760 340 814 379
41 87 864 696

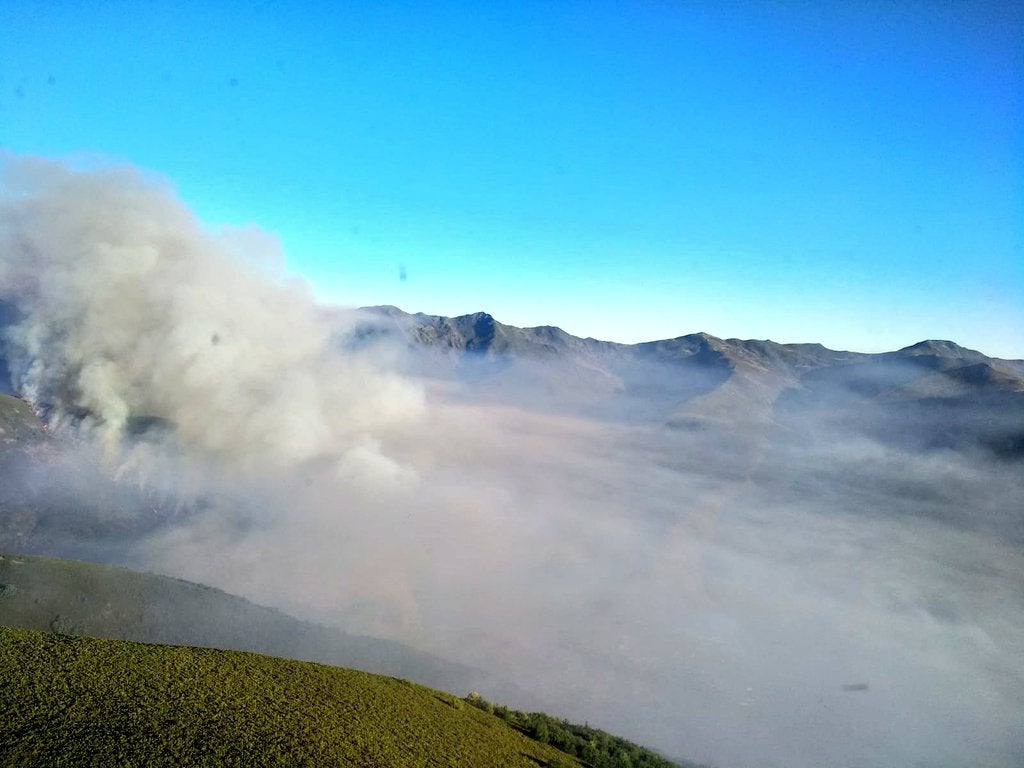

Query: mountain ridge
354 306 1024 458
361 305 1024 365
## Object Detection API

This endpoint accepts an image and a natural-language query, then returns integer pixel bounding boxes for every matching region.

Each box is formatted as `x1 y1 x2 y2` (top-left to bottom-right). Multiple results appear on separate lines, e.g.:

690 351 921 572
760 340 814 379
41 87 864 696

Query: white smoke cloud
0 155 423 477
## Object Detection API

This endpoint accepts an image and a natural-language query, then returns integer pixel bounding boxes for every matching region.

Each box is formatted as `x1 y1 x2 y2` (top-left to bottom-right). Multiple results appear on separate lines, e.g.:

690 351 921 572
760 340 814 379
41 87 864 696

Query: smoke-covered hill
0 553 516 701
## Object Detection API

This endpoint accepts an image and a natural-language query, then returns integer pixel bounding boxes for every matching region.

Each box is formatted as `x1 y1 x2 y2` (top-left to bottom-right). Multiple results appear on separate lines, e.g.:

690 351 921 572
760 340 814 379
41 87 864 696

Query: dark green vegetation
0 625 584 768
465 694 697 768
0 554 505 699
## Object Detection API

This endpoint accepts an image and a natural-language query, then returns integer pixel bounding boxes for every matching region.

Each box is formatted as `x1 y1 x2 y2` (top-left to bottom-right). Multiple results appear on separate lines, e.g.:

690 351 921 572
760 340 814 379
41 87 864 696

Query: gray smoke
1 155 1022 768
0 155 422 478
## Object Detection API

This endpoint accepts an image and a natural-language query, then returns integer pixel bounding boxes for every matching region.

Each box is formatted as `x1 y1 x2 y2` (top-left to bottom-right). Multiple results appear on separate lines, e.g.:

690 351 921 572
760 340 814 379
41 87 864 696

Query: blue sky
2 0 1022 355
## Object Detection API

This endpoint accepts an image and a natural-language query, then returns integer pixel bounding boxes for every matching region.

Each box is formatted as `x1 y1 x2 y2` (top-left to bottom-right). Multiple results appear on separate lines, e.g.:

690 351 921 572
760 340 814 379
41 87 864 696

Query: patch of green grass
0 625 581 767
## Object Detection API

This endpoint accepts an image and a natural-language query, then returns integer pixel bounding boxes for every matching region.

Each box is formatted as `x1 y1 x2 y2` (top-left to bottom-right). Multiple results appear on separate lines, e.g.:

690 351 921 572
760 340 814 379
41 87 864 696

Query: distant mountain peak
898 340 977 358
356 306 1019 367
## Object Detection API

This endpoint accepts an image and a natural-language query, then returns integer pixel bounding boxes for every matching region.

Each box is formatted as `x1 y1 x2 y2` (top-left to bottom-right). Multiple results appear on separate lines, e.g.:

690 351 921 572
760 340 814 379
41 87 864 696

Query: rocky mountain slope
356 306 1024 457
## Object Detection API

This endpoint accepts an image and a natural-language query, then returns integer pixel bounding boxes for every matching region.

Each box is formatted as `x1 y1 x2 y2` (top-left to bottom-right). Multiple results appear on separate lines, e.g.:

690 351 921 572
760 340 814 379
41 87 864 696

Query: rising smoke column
0 154 422 478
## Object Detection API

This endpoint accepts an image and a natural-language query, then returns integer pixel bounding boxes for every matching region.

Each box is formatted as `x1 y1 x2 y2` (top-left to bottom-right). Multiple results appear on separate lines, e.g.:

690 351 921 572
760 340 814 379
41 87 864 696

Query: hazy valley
1 161 1023 767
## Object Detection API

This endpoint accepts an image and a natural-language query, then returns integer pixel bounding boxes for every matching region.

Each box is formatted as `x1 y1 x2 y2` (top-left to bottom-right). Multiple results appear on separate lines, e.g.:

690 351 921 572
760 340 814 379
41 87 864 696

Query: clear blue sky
3 0 1022 355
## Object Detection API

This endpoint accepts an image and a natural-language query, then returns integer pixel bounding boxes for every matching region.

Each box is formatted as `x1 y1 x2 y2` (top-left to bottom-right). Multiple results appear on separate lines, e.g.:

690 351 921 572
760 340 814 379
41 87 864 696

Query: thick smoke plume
0 155 422 478
1 155 1022 768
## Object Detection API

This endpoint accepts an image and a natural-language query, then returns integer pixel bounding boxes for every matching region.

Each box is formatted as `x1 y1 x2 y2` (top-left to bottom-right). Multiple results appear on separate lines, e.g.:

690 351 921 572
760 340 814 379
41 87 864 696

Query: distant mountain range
360 305 1022 368
355 306 1024 458
2 306 1021 558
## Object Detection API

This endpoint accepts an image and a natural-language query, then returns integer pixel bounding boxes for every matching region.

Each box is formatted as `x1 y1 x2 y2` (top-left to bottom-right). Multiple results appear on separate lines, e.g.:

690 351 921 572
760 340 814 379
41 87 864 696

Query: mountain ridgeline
356 306 1024 459
5 298 1022 460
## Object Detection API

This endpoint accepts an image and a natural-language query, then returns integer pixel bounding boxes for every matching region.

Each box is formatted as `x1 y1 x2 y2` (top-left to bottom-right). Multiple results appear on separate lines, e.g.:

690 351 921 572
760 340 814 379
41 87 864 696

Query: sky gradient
2 0 1022 356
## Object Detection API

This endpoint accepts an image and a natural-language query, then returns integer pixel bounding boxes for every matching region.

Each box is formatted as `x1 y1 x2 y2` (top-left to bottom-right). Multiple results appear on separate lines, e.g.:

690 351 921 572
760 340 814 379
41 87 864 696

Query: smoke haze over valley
2 158 1023 768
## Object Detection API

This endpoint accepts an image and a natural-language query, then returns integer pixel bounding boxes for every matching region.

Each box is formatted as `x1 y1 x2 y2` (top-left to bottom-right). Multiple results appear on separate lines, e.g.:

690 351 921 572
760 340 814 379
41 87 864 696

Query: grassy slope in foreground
0 625 583 768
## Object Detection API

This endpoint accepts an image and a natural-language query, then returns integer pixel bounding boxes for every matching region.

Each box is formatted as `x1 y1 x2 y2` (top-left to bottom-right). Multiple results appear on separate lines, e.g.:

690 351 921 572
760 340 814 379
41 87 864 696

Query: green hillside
0 625 582 768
